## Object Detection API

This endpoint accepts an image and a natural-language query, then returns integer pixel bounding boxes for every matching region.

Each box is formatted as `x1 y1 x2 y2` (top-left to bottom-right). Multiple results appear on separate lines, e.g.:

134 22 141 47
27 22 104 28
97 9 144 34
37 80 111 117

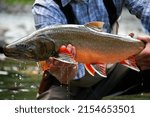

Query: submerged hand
136 36 150 70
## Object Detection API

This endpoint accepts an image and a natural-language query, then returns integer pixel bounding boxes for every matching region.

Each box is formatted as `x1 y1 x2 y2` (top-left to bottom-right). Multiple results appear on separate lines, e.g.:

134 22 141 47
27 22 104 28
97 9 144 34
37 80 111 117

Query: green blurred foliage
1 0 34 5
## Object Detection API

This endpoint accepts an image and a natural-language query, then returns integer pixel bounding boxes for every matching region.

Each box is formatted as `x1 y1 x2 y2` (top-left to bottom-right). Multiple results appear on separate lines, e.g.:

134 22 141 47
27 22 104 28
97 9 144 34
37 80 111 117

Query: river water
0 12 35 44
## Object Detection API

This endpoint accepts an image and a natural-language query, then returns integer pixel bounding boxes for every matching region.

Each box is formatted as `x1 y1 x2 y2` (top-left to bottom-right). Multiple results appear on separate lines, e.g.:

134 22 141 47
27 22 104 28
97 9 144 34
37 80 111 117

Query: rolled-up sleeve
141 2 150 34
32 0 67 29
125 0 150 34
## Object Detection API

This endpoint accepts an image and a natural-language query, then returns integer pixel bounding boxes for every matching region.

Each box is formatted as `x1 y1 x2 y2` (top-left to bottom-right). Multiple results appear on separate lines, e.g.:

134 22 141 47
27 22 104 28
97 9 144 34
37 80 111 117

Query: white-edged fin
84 64 95 76
120 57 140 72
91 64 107 78
54 54 77 65
56 45 78 64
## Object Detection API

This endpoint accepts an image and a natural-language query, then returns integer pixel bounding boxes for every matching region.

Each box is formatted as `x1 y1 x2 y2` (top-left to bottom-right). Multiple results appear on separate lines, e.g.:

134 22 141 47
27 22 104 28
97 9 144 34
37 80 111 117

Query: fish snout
3 45 20 58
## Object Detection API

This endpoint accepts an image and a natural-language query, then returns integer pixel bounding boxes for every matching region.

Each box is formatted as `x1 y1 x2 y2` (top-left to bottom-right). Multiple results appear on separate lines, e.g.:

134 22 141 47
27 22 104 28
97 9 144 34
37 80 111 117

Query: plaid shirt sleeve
32 0 68 29
125 0 150 34
141 2 150 34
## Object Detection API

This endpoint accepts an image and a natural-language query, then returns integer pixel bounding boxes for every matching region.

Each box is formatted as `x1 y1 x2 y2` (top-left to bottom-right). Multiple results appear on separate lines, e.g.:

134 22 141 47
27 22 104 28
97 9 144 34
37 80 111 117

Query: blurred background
0 0 149 100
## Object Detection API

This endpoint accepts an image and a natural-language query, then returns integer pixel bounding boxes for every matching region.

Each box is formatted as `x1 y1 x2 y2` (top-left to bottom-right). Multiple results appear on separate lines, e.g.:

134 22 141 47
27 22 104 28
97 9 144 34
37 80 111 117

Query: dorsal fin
85 21 104 30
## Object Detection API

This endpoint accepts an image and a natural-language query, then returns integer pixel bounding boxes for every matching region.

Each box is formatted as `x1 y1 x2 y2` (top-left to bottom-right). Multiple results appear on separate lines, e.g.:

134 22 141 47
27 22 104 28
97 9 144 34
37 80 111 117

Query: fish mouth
3 36 55 61
3 46 34 60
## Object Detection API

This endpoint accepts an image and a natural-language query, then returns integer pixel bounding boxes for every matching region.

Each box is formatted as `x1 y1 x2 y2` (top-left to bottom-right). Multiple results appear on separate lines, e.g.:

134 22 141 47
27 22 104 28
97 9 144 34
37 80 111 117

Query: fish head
4 34 55 61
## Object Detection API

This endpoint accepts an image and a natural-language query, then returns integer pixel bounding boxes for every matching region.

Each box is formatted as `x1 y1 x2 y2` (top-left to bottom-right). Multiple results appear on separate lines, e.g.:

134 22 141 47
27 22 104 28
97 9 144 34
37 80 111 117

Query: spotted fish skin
4 22 144 64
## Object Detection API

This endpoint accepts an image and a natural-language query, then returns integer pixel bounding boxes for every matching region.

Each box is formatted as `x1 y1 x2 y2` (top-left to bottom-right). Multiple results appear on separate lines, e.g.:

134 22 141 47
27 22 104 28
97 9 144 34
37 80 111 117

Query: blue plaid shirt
32 0 150 79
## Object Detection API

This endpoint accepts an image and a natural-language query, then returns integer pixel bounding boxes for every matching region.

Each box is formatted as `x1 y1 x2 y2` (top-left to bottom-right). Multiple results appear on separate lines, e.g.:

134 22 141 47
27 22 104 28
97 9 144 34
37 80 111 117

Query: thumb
137 36 150 43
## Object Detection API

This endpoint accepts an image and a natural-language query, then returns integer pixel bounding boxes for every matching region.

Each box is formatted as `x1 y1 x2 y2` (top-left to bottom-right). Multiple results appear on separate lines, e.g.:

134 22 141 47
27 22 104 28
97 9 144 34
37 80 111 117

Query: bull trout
3 21 145 77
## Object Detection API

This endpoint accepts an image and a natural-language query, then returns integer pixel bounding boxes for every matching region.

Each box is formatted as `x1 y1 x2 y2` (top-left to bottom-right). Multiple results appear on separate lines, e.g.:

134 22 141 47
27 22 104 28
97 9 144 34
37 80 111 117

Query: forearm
125 0 150 34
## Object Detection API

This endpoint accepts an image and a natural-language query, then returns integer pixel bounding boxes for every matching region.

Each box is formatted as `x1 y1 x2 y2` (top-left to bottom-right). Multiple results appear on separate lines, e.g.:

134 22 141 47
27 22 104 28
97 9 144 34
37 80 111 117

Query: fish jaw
4 35 56 61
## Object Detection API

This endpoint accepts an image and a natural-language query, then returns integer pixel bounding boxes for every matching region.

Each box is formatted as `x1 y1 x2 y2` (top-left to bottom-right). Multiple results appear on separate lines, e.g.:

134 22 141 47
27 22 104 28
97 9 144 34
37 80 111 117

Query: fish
3 21 145 77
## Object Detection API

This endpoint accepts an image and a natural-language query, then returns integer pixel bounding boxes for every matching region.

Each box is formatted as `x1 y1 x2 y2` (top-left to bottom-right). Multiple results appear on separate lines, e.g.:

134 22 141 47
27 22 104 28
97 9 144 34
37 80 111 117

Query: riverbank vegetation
1 0 33 5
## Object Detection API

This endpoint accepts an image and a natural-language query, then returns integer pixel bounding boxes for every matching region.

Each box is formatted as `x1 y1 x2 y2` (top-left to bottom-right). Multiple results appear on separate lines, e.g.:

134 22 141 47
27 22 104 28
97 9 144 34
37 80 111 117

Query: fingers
137 36 150 43
46 44 77 84
66 44 76 58
140 66 150 70
136 37 150 70
46 58 78 84
47 44 77 68
59 44 76 58
136 52 150 70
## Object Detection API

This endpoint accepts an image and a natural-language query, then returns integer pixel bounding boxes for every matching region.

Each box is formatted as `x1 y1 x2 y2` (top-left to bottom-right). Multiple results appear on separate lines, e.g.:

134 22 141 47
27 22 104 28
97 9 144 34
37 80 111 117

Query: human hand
46 44 77 84
135 36 150 70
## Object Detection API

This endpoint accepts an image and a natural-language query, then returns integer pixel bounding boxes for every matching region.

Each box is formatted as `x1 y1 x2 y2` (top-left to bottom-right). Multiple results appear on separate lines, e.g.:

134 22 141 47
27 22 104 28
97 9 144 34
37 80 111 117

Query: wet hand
59 44 76 58
46 44 77 84
136 36 150 70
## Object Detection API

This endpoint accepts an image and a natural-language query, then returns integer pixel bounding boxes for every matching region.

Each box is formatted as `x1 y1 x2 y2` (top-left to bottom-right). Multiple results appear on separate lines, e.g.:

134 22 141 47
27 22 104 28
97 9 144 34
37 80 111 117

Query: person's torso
63 0 125 32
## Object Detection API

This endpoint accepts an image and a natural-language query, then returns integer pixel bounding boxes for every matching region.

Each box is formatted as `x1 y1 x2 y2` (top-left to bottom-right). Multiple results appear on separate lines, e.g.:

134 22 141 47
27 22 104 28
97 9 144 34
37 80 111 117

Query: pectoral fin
56 46 77 64
39 46 77 71
54 54 77 65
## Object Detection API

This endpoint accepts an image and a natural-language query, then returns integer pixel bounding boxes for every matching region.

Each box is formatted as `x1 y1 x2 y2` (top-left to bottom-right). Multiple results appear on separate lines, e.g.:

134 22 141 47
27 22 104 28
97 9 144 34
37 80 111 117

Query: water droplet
18 75 22 80
19 89 29 92
0 71 8 75
0 81 4 85
15 74 19 77
36 62 41 74
36 62 40 68
19 83 24 87
0 89 3 92
12 90 18 94
30 85 36 89
11 95 15 99
14 82 17 87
